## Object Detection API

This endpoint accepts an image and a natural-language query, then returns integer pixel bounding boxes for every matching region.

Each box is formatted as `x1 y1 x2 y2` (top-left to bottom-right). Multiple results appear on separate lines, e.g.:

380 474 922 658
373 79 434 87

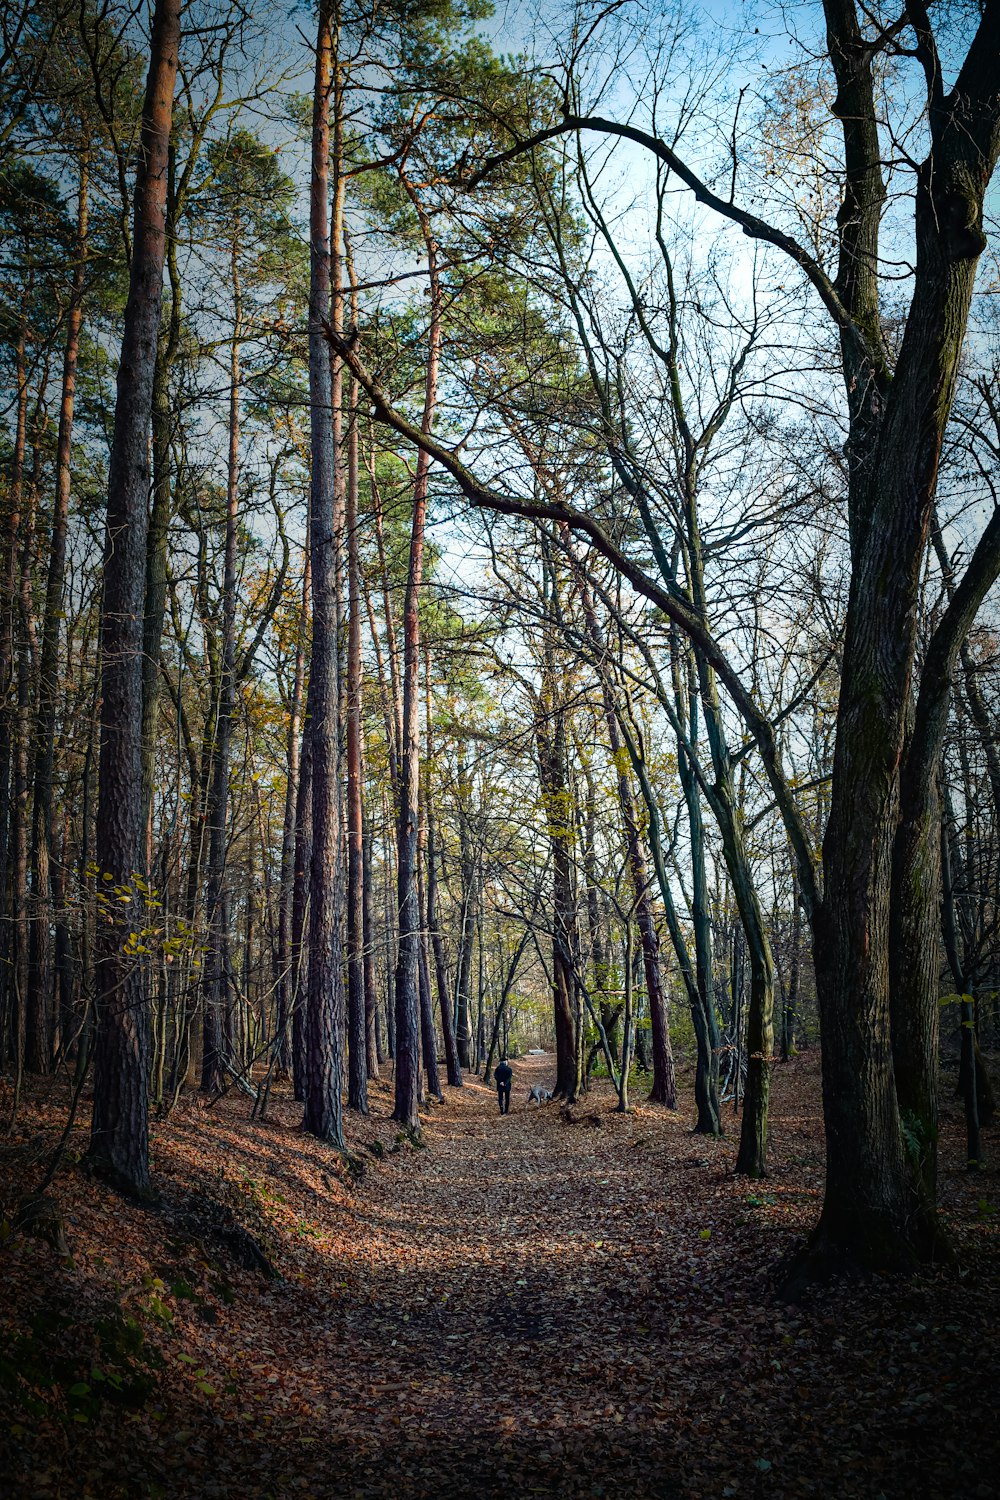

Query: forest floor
1 1049 999 1500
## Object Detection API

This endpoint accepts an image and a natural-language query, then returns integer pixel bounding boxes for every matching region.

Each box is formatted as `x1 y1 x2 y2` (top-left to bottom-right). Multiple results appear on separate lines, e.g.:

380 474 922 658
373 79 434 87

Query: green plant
0 1305 162 1428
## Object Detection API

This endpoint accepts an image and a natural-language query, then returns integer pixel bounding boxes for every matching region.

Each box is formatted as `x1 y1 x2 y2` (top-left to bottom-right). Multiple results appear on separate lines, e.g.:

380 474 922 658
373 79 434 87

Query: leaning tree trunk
889 501 1000 1187
85 0 181 1197
614 660 721 1135
676 450 774 1173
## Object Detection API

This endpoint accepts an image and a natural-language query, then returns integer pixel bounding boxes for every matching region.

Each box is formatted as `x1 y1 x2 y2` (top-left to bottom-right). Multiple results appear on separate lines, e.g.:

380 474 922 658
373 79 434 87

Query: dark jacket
495 1062 513 1088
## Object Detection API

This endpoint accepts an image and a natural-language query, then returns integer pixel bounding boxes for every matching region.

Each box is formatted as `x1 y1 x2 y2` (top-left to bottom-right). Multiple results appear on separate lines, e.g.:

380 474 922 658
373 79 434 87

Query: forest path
312 1051 706 1496
261 1051 996 1500
4 1053 998 1500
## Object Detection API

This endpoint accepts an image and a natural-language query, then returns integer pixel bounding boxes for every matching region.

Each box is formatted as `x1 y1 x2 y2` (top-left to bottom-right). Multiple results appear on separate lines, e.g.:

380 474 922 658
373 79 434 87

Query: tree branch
326 325 822 921
457 112 872 369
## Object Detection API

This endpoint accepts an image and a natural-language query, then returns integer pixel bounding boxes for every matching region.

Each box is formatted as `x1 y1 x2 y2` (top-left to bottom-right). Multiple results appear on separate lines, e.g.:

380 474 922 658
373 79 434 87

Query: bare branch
326 324 823 921
457 112 872 370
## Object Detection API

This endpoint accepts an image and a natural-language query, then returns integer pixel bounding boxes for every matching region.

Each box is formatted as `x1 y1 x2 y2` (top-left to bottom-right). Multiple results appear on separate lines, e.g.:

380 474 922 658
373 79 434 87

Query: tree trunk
140 149 181 850
290 730 312 1102
201 257 242 1094
781 0 1000 1277
940 803 981 1170
536 698 581 1102
781 879 801 1063
672 644 722 1133
345 375 368 1112
362 816 382 1072
347 387 371 1110
86 0 180 1198
3 326 30 1078
425 645 460 1086
276 538 308 1076
0 323 27 1068
29 154 89 1077
418 920 442 1103
567 549 676 1107
453 772 475 1072
390 218 442 1129
302 0 344 1147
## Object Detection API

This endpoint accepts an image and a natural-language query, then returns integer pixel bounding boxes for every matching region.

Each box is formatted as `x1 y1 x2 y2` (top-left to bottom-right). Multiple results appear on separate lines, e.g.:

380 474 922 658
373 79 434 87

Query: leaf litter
1 1050 997 1499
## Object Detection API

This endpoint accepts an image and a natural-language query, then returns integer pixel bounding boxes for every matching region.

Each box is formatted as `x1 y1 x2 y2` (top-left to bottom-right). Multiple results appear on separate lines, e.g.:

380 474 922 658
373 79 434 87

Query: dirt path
3 1053 999 1499
308 1052 702 1497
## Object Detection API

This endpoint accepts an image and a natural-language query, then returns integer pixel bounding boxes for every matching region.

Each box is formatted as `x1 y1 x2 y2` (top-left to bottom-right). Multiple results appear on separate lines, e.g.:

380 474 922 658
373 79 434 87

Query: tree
389 197 442 1128
192 130 296 1093
85 0 181 1196
301 0 344 1147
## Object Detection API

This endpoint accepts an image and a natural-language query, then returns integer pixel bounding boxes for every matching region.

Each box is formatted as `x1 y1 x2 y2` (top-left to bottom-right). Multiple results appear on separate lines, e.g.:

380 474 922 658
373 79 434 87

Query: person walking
495 1057 513 1114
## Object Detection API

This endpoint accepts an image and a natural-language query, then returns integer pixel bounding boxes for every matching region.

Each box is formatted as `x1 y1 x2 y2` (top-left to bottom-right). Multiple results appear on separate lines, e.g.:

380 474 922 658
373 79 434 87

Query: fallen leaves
0 1054 998 1498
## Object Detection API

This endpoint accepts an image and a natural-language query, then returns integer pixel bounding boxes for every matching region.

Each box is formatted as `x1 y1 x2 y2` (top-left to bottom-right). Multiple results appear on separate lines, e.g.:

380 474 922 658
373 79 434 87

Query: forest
1 0 999 1495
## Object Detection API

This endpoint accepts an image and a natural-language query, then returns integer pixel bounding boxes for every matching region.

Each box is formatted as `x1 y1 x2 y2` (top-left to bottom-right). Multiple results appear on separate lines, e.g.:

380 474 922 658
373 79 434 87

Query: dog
527 1086 553 1105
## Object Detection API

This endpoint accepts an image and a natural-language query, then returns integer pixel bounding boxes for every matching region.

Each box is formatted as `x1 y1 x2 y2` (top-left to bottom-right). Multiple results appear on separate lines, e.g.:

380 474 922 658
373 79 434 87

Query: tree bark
362 815 382 1072
86 0 180 1197
390 219 441 1129
535 694 581 1102
346 373 368 1112
424 643 461 1085
453 750 475 1072
567 543 676 1107
301 0 344 1146
29 153 89 1076
201 247 242 1094
276 534 309 1075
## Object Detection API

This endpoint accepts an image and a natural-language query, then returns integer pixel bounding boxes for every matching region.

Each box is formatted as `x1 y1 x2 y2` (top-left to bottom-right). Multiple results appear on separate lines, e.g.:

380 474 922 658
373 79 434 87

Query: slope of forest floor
1 1049 998 1500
